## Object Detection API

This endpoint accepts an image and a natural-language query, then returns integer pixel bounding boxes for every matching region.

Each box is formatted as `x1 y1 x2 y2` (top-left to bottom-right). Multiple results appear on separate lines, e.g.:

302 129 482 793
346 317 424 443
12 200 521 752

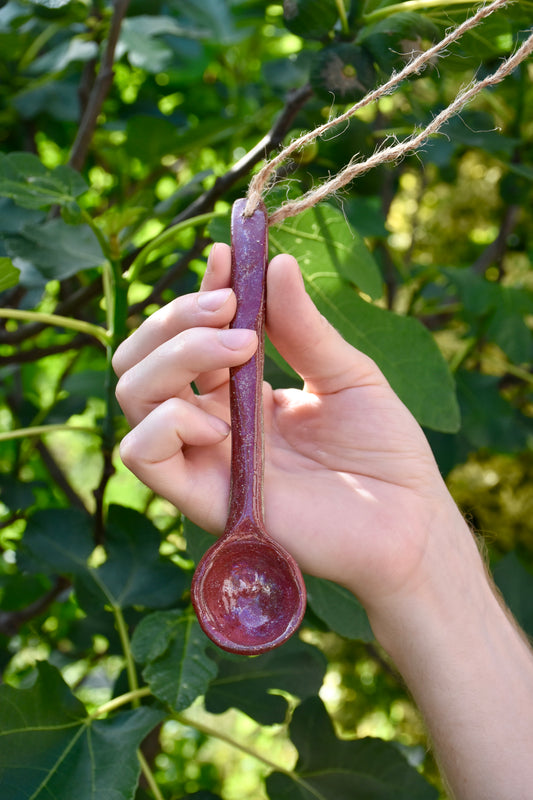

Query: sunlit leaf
269 234 460 431
270 204 383 300
0 256 19 291
27 0 73 7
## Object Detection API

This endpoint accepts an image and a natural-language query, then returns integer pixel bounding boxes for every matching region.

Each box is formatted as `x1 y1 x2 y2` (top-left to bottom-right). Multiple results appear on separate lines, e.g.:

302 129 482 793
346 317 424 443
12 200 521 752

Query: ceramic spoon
191 198 306 655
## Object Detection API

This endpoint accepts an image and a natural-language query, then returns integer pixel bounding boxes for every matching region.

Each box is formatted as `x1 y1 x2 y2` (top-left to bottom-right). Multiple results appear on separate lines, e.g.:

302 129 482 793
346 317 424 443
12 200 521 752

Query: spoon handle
225 198 268 533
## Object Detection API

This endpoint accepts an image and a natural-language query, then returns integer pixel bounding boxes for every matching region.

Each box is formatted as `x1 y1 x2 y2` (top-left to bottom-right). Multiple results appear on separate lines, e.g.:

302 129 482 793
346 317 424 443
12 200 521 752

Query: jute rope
243 0 532 225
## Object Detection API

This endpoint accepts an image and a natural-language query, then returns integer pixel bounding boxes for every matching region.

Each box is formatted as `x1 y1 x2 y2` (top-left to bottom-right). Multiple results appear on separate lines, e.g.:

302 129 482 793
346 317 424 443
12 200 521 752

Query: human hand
113 243 464 616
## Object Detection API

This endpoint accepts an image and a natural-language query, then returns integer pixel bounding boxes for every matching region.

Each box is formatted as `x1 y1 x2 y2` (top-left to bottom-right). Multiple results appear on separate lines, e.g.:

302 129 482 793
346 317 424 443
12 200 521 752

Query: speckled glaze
191 198 306 655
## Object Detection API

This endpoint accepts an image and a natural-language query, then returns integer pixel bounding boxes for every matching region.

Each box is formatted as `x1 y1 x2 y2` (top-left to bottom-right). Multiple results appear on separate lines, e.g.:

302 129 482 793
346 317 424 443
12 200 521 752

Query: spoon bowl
192 526 307 654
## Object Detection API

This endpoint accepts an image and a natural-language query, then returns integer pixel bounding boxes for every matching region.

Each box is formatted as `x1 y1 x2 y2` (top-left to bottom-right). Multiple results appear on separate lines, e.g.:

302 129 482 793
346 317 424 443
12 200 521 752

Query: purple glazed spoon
190 198 306 655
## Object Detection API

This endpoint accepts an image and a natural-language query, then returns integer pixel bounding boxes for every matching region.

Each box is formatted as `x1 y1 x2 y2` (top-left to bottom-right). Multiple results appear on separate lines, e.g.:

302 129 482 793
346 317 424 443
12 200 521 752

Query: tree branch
0 282 102 346
68 0 131 171
35 440 90 513
471 204 520 277
128 235 210 315
0 334 96 366
0 576 71 637
169 84 314 225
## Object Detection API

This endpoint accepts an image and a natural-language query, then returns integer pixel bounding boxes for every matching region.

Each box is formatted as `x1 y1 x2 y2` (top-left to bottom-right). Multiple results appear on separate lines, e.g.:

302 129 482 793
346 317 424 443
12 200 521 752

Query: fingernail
218 329 256 350
197 287 232 311
208 414 230 437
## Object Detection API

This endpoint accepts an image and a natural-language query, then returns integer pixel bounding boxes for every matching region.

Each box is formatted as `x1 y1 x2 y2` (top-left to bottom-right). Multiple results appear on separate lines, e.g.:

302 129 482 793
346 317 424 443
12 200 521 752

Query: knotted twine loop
243 0 532 226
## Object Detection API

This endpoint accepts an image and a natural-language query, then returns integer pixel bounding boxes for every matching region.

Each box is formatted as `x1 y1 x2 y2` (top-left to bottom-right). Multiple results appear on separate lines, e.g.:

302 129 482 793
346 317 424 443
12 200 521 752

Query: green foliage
0 1 532 798
0 661 164 800
132 610 218 712
267 697 438 799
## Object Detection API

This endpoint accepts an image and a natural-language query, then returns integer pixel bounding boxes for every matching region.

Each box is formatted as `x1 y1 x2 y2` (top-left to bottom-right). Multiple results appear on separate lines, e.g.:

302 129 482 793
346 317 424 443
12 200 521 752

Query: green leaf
305 575 374 641
0 256 20 291
184 517 216 565
13 80 81 122
204 637 327 725
487 305 532 364
444 269 533 363
267 697 438 800
0 475 38 512
493 552 533 638
5 219 105 283
343 196 388 239
29 37 97 75
456 371 528 452
270 204 383 300
125 115 181 165
21 506 187 613
0 152 87 210
0 198 45 234
320 291 459 432
28 0 73 7
132 609 218 711
0 661 163 800
20 507 94 576
171 0 240 46
270 228 459 431
93 505 187 610
283 0 339 41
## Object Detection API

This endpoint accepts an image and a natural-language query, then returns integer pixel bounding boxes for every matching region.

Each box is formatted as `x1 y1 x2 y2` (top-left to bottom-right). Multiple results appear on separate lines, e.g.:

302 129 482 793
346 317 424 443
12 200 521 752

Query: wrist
365 499 489 659
364 504 533 800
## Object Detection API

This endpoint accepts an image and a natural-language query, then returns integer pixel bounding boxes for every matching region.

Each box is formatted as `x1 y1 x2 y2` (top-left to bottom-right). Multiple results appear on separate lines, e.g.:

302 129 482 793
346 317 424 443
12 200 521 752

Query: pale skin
113 243 533 800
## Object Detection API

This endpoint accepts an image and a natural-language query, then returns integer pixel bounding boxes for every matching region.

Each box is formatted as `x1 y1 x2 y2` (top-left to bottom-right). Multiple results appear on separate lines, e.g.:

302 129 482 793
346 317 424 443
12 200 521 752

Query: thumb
266 254 384 394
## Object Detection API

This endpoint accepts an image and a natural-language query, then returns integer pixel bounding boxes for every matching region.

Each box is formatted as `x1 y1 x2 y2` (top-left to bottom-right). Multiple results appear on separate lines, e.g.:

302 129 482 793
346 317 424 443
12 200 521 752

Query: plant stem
137 748 166 800
501 362 533 388
335 0 349 34
113 605 141 708
364 0 487 24
173 711 293 776
90 686 152 719
18 23 61 70
69 0 131 170
125 211 226 283
0 424 100 443
80 208 112 261
0 308 110 346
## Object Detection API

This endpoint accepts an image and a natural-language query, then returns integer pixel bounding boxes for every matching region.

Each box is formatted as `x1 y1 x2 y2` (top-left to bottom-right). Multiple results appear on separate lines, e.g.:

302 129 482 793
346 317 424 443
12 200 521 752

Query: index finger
112 244 234 378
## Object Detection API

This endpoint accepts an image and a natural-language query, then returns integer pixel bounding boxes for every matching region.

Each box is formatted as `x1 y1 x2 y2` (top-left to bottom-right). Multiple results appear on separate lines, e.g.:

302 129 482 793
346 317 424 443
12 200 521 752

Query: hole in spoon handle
226 198 268 531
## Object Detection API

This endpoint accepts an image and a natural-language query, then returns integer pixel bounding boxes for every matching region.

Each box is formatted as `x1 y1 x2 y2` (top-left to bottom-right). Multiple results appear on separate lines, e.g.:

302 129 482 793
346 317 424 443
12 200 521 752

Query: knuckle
114 371 131 410
118 431 137 469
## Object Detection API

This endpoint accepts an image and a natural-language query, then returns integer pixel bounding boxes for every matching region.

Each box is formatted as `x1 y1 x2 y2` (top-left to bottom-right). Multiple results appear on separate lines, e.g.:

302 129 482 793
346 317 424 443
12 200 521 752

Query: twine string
269 31 533 225
243 0 532 225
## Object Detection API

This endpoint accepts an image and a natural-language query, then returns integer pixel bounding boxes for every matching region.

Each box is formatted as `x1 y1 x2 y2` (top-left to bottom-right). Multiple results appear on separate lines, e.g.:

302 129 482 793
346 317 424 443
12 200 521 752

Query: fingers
119 397 230 528
115 326 257 427
112 243 234 377
266 253 385 394
200 241 231 291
